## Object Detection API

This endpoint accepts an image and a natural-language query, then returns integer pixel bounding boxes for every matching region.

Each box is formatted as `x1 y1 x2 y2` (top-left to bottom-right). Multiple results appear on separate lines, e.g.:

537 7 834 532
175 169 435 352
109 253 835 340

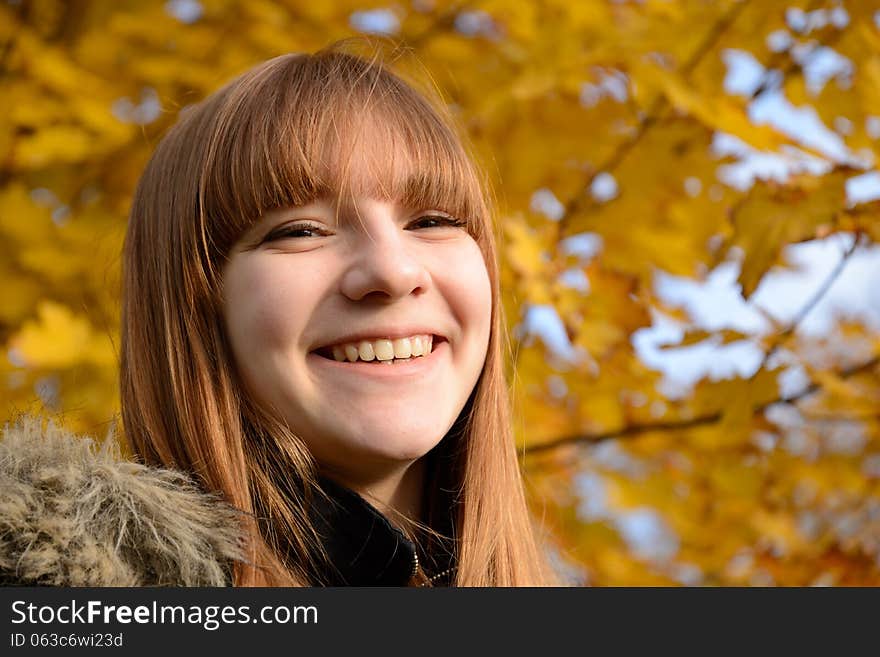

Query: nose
339 225 431 302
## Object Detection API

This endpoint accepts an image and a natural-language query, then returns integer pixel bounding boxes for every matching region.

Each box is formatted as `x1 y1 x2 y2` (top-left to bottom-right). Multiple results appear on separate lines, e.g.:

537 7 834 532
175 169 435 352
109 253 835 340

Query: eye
265 222 329 241
410 215 468 230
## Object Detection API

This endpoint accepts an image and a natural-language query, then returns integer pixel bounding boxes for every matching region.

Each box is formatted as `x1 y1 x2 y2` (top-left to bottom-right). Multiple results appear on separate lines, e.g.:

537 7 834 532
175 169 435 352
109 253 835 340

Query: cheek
223 259 306 354
446 242 493 341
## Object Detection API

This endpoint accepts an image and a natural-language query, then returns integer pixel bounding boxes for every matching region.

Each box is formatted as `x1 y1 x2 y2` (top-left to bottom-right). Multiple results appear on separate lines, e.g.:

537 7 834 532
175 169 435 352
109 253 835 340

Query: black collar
308 475 456 586
310 476 416 586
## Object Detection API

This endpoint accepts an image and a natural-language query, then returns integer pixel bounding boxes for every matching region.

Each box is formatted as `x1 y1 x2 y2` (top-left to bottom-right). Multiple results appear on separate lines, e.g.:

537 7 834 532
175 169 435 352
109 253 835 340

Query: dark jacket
307 475 455 586
0 417 454 587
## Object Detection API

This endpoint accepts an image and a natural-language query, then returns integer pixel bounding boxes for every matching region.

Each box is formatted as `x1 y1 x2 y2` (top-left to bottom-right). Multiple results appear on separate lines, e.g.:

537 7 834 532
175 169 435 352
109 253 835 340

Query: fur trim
0 415 246 586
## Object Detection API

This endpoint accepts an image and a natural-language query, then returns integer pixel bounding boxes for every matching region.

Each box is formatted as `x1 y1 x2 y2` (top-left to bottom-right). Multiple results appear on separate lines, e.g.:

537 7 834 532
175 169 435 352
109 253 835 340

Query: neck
324 458 426 525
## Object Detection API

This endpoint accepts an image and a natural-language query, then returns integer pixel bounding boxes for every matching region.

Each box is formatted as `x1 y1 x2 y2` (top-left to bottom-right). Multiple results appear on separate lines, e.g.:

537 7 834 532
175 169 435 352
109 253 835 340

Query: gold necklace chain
412 545 455 586
419 566 455 587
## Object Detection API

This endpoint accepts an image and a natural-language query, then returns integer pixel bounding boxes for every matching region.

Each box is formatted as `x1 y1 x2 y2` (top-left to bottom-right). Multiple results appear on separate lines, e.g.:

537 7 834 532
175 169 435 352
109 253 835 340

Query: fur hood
0 416 246 587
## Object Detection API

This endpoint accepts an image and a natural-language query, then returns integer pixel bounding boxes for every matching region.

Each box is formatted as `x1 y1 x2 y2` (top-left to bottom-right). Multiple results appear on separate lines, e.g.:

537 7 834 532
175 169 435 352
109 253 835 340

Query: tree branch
752 231 864 371
523 354 879 456
524 230 867 458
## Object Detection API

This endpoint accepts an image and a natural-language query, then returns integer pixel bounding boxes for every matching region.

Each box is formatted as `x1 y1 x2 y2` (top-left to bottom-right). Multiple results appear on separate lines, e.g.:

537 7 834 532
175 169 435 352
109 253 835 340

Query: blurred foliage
2 0 879 586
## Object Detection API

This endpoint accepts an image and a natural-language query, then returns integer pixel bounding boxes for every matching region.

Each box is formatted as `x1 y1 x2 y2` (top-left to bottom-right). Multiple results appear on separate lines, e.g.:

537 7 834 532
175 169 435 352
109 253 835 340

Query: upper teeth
330 334 434 362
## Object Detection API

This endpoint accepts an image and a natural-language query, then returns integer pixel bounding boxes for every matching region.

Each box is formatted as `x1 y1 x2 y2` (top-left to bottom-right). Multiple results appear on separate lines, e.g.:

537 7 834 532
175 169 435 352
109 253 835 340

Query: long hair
120 38 553 586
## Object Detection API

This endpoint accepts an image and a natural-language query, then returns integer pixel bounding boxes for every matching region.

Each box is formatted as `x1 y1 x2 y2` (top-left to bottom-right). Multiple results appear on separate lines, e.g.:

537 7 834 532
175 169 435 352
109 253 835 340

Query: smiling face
221 193 492 485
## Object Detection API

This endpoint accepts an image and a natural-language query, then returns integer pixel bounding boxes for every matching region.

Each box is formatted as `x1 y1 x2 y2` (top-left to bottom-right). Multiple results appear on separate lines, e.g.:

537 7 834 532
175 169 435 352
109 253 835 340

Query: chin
376 440 443 463
353 430 445 464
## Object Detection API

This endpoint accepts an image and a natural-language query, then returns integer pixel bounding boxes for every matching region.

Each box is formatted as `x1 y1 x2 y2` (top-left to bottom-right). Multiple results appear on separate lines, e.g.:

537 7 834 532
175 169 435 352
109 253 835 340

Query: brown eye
411 215 468 229
266 223 328 241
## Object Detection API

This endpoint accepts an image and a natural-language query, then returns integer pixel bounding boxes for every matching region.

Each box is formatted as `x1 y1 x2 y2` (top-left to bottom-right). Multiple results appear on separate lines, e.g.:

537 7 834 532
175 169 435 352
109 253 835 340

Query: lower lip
308 340 447 380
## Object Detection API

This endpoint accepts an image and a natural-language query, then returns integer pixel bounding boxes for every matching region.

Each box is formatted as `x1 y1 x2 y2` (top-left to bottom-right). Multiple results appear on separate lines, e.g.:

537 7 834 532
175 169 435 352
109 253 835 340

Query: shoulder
0 415 246 586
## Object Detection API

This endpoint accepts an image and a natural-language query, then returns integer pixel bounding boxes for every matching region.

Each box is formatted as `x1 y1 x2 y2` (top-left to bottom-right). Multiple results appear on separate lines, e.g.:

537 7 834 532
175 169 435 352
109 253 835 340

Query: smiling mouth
312 335 447 362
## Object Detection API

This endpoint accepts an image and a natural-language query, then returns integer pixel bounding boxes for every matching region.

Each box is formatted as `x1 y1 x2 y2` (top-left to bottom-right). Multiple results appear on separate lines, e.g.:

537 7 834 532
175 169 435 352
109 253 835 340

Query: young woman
115 38 553 587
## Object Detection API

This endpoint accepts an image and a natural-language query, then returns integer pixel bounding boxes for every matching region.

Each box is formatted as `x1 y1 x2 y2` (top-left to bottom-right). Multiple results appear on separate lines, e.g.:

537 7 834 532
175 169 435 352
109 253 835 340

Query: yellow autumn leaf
635 61 793 153
10 301 106 369
839 200 880 243
14 126 96 168
732 168 850 298
657 328 754 350
0 183 53 244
